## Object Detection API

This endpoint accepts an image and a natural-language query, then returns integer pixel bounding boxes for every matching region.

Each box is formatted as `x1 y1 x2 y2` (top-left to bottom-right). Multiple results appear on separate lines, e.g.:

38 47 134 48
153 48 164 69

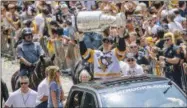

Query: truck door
82 92 98 108
68 90 84 108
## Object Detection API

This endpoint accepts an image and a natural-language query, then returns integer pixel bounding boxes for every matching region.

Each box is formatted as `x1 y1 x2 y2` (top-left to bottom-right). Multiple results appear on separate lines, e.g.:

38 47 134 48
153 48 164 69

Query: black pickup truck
65 75 187 107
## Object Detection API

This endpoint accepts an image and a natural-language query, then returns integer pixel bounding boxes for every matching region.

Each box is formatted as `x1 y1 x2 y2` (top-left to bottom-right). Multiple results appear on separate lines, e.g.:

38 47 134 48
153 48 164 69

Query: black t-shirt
176 39 183 46
156 39 165 50
156 39 165 57
164 45 182 73
179 9 185 17
164 45 180 65
135 48 150 65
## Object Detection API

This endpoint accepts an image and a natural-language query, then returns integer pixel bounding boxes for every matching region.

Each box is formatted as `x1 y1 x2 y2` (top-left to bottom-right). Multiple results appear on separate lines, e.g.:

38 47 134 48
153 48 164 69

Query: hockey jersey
82 48 124 79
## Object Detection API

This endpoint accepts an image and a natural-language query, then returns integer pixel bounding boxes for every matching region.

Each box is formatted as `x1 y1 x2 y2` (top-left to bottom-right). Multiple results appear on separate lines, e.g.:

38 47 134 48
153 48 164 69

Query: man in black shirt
178 1 187 17
159 32 182 88
155 27 165 50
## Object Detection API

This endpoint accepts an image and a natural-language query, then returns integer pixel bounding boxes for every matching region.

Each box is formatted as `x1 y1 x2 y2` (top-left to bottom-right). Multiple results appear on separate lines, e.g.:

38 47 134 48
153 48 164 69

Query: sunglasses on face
56 70 60 73
130 46 137 49
127 58 135 62
25 34 33 37
20 82 28 85
103 39 113 44
111 26 118 30
165 38 170 42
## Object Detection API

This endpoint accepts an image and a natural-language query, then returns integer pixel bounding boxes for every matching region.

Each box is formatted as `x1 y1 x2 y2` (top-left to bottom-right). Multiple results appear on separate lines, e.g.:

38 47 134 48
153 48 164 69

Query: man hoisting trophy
73 10 127 82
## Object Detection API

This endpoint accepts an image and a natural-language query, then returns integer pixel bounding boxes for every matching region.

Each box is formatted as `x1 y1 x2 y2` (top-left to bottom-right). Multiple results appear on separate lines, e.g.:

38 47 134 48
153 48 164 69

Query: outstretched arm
78 32 87 56
115 27 126 60
78 32 94 63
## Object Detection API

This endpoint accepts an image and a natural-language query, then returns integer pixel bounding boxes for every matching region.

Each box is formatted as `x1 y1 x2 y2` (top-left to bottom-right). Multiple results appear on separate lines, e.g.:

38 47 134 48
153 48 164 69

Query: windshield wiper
163 81 172 94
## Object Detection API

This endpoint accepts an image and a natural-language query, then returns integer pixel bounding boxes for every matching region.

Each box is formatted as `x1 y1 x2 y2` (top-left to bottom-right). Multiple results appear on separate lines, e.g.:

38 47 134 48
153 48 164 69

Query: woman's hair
167 12 176 22
173 30 183 45
152 1 163 10
47 66 61 86
156 27 165 39
179 1 185 8
103 26 110 37
173 30 182 39
164 32 175 44
149 6 156 15
3 2 9 10
45 66 51 76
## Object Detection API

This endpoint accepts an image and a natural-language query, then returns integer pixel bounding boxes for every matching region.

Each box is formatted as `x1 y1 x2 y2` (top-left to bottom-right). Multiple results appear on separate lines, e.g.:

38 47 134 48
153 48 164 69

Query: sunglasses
130 46 137 49
110 26 118 29
165 38 170 42
127 58 135 62
56 70 60 73
20 82 28 85
103 39 113 44
25 34 33 37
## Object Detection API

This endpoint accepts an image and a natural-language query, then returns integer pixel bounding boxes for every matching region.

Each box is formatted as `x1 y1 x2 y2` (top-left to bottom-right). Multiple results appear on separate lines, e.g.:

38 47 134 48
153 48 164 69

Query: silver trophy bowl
74 11 126 32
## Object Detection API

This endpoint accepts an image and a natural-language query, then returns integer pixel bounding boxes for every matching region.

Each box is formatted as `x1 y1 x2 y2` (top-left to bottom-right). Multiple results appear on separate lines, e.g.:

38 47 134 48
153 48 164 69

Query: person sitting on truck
78 26 126 81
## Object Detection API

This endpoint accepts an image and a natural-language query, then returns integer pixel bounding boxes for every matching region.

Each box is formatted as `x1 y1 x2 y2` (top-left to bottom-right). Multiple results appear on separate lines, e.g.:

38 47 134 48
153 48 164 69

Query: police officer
17 28 45 77
159 32 182 88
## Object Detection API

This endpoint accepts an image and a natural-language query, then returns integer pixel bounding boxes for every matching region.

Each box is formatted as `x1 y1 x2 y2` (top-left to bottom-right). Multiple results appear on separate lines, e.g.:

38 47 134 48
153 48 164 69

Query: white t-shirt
35 14 44 26
168 21 183 32
5 88 37 107
81 1 96 11
174 15 186 24
123 64 144 77
119 61 129 76
34 14 44 35
36 78 49 105
151 24 160 35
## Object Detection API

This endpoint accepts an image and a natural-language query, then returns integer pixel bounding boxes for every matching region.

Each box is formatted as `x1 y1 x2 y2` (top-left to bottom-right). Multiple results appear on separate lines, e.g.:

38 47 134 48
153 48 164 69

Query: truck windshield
100 83 187 107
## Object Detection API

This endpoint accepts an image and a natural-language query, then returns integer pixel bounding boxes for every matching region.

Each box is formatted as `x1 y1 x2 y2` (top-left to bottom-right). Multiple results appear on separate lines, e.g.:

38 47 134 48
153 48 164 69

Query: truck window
82 93 96 108
69 91 83 108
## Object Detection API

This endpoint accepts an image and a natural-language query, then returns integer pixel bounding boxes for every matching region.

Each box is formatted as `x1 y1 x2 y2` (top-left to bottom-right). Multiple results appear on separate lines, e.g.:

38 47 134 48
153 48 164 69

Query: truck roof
73 74 169 93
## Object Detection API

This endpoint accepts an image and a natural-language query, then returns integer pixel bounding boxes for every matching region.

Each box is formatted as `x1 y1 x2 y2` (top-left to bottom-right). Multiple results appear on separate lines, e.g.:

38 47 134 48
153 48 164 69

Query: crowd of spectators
1 0 187 107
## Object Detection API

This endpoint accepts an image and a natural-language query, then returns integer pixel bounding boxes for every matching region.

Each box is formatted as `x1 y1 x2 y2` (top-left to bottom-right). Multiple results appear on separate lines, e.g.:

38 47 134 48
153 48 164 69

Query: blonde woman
47 66 64 108
173 30 184 46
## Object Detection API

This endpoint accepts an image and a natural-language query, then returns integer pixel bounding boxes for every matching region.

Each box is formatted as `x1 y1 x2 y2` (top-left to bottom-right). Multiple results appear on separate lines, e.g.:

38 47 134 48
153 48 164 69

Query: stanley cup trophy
73 11 126 32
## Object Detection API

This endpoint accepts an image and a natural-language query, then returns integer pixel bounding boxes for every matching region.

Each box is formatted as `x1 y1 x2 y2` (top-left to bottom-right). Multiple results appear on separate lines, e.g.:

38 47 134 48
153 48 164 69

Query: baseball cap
126 53 135 59
60 3 68 8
